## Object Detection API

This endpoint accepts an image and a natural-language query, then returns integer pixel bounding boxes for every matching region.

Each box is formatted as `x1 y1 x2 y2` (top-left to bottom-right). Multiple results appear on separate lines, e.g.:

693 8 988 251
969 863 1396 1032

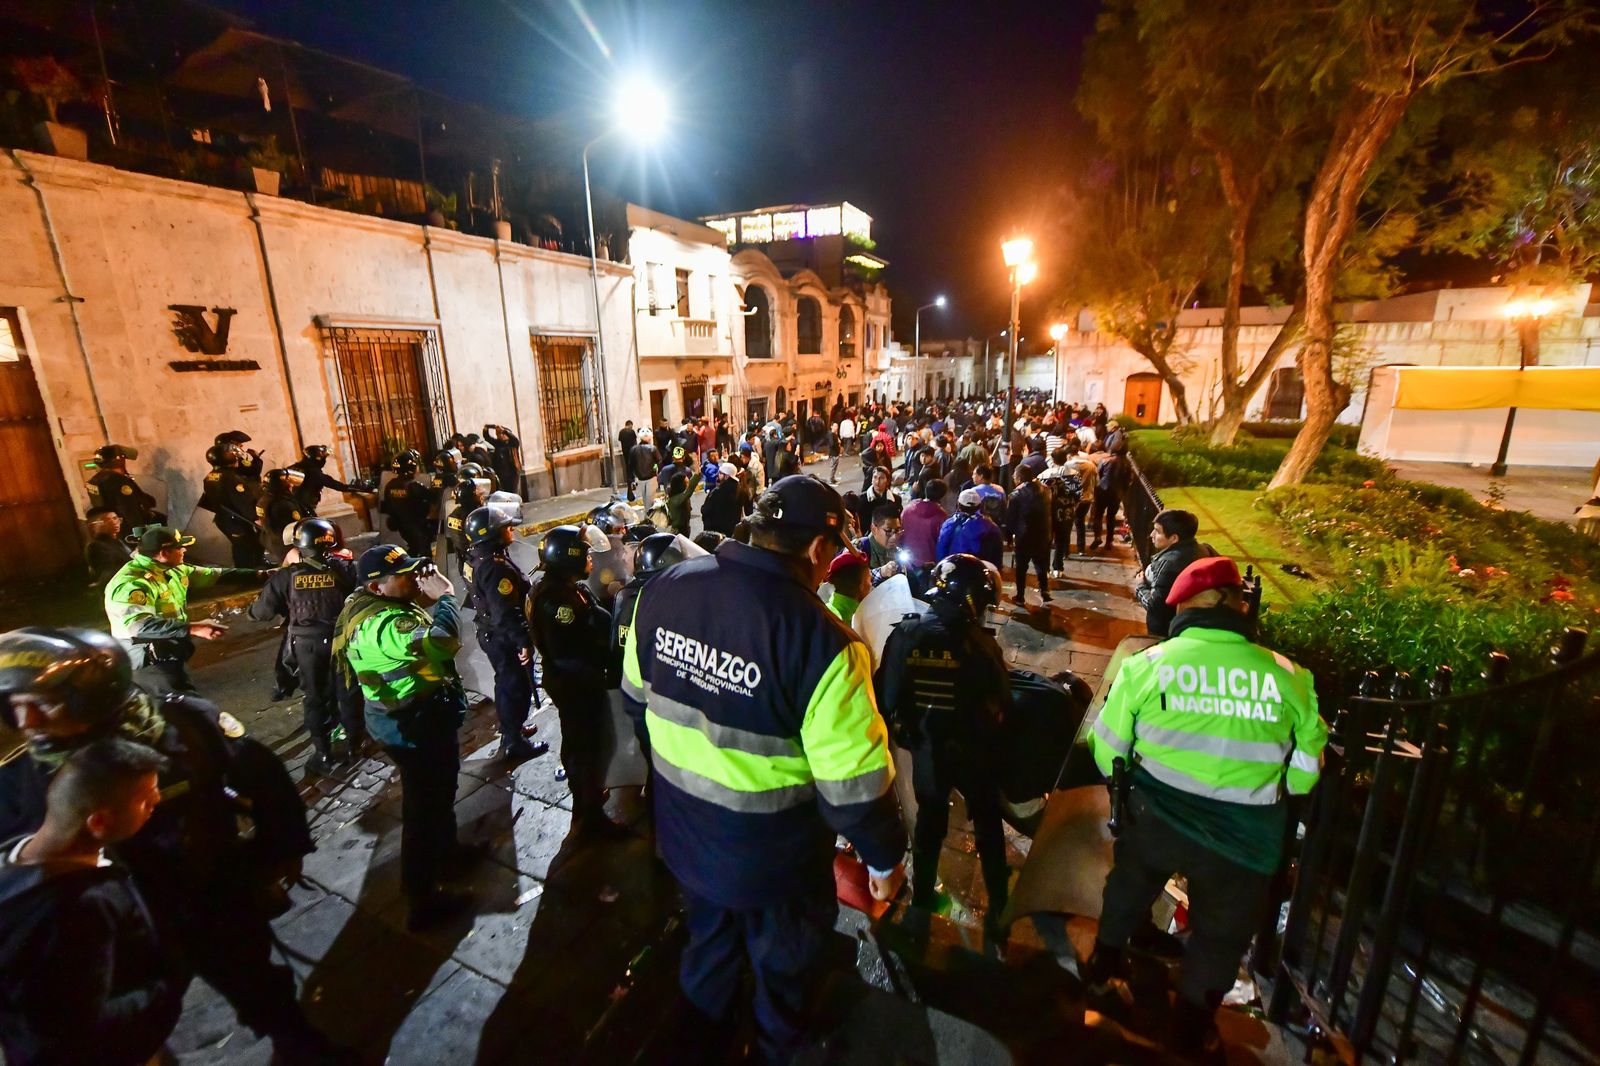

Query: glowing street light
913 295 948 406
1002 236 1037 416
1491 293 1556 477
584 75 671 489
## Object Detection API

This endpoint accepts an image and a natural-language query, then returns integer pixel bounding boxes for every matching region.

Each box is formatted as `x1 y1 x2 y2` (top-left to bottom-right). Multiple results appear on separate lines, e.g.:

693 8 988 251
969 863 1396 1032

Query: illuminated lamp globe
614 77 671 143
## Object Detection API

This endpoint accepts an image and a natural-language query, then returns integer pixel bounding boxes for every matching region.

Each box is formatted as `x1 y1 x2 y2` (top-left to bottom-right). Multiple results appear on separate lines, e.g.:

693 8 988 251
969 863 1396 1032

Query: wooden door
1123 373 1163 422
0 309 81 582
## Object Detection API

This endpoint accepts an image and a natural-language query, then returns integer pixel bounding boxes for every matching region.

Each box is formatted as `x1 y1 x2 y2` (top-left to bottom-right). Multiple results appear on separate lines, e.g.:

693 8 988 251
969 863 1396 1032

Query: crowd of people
0 392 1327 1065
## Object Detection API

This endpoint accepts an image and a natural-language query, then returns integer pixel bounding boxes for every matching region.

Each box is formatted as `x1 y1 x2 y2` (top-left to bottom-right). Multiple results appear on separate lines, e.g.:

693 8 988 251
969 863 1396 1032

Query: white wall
0 151 634 526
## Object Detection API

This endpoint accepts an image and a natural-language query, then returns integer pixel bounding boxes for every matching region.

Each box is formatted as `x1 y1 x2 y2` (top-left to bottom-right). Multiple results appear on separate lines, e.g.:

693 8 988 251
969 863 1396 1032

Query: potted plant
11 56 88 161
425 185 458 229
243 136 290 195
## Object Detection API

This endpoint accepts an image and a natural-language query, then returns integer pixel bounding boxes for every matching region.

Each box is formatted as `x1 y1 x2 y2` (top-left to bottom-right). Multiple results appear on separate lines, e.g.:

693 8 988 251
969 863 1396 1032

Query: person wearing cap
936 488 1005 569
103 527 261 696
334 544 472 928
621 474 906 1061
289 444 370 516
83 506 133 586
700 461 745 537
824 550 871 626
875 553 1013 932
86 444 163 530
197 441 267 568
1083 555 1327 1057
657 446 688 497
249 519 364 775
0 628 341 1064
465 507 547 763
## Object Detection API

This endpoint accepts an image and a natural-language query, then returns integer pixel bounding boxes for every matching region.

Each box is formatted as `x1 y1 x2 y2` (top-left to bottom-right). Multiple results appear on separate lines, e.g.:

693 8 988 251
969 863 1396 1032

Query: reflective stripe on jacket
1089 624 1326 805
622 540 905 908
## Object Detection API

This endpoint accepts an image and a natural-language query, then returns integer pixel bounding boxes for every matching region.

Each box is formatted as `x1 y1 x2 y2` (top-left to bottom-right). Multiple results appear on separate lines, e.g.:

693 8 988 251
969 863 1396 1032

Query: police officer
104 526 261 696
620 476 907 1061
380 450 435 557
258 468 305 562
214 429 263 479
876 554 1013 928
0 628 350 1064
198 441 267 568
465 507 549 762
334 545 472 929
250 519 365 775
457 460 498 495
609 532 690 754
430 447 463 494
1084 556 1328 1057
87 444 164 529
527 525 628 838
290 444 369 515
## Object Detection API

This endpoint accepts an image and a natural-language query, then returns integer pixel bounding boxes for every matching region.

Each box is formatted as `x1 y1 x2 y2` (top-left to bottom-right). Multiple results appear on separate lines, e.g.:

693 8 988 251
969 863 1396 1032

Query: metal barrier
1266 627 1600 1065
1122 454 1163 568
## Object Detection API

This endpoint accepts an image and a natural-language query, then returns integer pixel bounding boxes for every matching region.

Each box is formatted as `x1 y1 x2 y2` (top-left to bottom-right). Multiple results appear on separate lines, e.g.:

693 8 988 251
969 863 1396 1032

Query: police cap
94 444 138 465
761 475 850 549
214 430 252 445
359 543 427 581
138 526 196 555
1166 555 1243 606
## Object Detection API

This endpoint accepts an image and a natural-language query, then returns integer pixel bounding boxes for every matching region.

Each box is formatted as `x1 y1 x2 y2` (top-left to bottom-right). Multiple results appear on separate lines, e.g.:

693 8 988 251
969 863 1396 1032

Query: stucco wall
0 151 633 523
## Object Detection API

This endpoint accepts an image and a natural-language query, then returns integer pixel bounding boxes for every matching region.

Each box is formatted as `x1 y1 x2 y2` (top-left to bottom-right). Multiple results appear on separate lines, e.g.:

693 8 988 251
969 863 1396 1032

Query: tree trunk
1210 303 1303 446
1267 303 1350 488
1208 402 1250 448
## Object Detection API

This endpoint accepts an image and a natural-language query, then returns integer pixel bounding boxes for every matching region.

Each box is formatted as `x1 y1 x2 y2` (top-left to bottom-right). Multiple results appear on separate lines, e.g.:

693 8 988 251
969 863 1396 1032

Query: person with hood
0 739 185 1066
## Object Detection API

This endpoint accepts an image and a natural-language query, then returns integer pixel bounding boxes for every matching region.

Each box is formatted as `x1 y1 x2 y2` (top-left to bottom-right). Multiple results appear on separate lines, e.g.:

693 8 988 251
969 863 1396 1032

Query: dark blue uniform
468 542 539 743
529 576 611 825
250 556 363 755
380 475 435 557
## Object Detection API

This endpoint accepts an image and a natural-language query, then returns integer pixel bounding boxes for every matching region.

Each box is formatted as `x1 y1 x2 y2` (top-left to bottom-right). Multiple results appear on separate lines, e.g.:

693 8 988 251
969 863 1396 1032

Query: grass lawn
1156 486 1328 607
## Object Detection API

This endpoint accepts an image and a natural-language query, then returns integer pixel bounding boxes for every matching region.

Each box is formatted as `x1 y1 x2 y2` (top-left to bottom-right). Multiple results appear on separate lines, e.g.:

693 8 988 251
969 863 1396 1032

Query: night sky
203 0 1099 344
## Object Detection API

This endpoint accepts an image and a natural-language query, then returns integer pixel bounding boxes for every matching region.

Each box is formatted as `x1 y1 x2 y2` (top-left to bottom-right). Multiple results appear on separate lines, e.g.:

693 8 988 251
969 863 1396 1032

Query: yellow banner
1393 366 1600 411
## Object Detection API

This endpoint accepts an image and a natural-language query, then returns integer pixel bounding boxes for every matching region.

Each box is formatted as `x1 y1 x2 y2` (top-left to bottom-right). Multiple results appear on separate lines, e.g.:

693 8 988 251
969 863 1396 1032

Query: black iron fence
1123 454 1163 568
1265 627 1600 1065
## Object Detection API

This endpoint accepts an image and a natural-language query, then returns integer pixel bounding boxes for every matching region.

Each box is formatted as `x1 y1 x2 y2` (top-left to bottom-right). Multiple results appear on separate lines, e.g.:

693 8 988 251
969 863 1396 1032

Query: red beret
828 549 869 582
1166 555 1243 605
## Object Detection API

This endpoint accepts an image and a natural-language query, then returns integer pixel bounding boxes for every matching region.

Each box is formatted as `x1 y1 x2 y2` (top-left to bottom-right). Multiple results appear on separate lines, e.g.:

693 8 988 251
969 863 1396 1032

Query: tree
1264 0 1589 489
1065 5 1225 426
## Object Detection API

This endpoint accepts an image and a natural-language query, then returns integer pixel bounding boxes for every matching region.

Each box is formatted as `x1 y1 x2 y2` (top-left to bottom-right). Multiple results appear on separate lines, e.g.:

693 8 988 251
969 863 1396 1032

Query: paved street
148 461 1219 1064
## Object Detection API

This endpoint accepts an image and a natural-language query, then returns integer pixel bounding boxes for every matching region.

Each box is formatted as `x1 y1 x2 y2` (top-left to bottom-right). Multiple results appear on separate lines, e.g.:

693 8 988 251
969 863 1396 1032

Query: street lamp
1049 322 1068 399
912 294 946 407
1490 295 1555 477
583 75 670 489
1001 237 1036 418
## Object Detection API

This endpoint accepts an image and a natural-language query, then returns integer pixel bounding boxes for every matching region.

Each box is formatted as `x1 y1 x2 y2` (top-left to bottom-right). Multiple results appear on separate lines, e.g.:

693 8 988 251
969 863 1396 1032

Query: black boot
1170 995 1225 1064
910 845 942 910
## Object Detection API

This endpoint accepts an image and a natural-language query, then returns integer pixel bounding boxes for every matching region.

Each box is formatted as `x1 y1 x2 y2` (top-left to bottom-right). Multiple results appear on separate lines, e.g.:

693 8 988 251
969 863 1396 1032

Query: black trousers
909 740 1009 912
481 632 538 742
1096 794 1272 1005
383 717 462 900
680 886 836 1064
170 877 309 1040
1091 490 1121 547
545 674 607 821
291 634 363 751
216 516 266 568
1014 541 1050 598
394 521 433 558
274 628 298 696
1051 522 1075 572
133 658 196 697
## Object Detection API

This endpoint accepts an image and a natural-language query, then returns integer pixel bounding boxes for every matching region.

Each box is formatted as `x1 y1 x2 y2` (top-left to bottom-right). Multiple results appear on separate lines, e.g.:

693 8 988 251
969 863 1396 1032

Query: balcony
640 318 729 360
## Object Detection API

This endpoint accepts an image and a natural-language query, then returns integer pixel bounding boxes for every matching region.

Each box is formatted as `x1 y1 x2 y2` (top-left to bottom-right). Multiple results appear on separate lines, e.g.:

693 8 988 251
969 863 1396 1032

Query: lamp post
1490 295 1554 477
583 76 669 489
1001 237 1036 421
912 295 946 407
1048 322 1068 400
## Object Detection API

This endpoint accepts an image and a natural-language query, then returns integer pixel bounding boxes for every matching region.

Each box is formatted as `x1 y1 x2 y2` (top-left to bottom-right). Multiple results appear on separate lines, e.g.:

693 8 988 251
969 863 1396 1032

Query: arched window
838 306 856 359
797 296 822 355
745 286 772 359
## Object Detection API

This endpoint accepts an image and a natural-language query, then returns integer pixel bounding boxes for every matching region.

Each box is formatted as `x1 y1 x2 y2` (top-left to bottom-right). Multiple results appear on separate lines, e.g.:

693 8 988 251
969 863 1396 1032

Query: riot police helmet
94 443 138 466
465 506 517 546
302 444 331 463
455 478 489 507
214 429 252 445
431 447 462 473
538 524 592 575
0 627 140 742
457 462 498 492
204 444 226 468
293 518 341 557
587 506 621 535
926 553 1001 620
623 522 656 543
265 468 303 494
391 450 421 474
635 532 687 575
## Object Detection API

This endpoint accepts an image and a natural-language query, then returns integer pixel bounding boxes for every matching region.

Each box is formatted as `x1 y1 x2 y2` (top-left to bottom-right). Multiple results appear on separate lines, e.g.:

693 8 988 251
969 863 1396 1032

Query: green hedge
1129 427 1385 490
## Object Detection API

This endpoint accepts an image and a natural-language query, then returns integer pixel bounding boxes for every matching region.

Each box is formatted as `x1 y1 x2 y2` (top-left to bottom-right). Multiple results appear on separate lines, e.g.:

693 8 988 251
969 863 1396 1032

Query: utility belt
287 622 337 638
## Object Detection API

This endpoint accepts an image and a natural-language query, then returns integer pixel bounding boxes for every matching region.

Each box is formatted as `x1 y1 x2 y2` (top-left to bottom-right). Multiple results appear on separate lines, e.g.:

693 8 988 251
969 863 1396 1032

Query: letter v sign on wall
169 305 236 355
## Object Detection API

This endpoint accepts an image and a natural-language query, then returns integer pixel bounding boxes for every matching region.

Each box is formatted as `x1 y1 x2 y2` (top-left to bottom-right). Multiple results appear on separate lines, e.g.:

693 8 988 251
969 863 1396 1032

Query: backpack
1048 474 1081 525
